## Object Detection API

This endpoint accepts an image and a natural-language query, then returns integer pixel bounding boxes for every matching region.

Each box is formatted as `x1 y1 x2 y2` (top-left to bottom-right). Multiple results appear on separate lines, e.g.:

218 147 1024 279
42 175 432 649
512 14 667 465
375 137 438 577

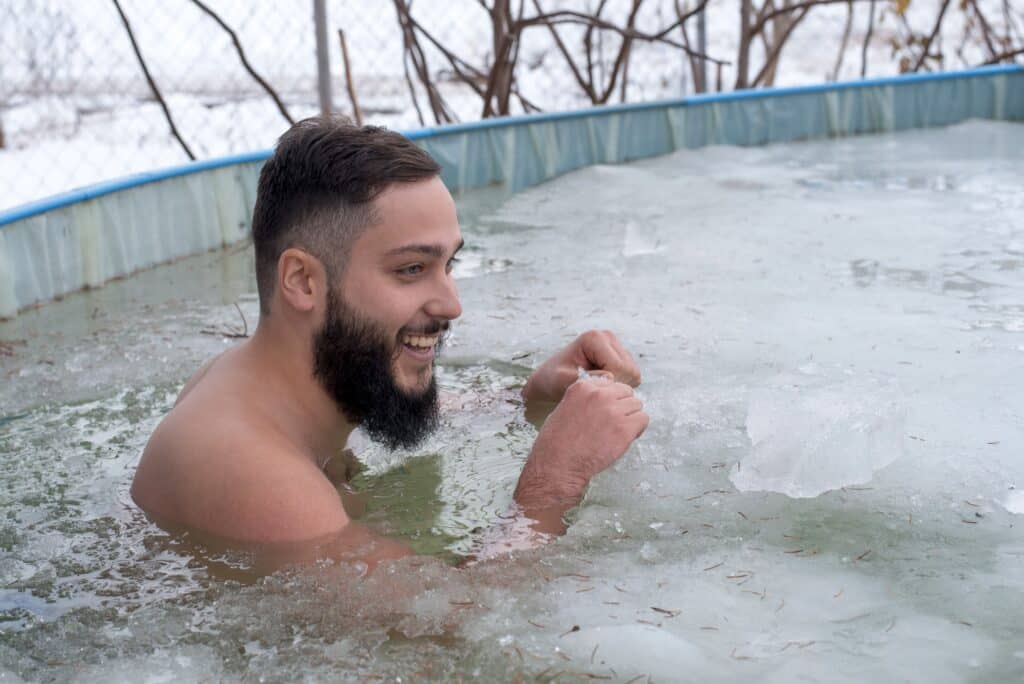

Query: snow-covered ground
1 0 1018 212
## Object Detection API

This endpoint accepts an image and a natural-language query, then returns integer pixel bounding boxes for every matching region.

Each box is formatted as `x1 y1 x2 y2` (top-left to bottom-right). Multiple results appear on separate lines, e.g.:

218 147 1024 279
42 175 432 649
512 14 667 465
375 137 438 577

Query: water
2 120 1023 681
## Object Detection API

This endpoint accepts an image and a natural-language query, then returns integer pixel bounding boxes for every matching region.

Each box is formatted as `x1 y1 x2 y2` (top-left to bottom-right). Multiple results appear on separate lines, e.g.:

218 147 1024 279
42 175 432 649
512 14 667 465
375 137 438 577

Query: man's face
313 176 463 448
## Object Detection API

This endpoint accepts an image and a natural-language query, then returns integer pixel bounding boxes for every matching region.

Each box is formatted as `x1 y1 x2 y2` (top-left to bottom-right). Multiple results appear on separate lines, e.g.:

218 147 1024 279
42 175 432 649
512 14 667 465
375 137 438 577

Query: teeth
402 334 437 349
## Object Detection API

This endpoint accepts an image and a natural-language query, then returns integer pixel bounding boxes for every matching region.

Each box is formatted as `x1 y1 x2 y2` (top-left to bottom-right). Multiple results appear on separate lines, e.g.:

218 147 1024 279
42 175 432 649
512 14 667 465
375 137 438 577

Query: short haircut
251 116 441 314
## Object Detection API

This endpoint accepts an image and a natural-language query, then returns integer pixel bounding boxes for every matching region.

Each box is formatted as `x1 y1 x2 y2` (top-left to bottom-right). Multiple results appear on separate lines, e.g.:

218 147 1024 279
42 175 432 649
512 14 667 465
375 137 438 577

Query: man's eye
398 264 424 276
445 257 460 273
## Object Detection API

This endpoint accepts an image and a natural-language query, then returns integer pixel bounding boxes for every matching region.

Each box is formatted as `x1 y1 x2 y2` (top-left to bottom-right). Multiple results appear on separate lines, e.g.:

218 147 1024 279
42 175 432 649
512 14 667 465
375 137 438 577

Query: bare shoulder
132 399 348 544
175 351 226 406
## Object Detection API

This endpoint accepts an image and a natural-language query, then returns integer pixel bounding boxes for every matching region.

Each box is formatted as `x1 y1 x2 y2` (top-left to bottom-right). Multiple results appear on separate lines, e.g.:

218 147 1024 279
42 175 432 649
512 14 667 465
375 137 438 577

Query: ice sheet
2 121 1023 681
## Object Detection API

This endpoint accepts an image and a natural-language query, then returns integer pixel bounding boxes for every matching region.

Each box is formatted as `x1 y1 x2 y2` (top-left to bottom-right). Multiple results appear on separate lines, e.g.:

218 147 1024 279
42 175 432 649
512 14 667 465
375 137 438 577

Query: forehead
353 176 461 255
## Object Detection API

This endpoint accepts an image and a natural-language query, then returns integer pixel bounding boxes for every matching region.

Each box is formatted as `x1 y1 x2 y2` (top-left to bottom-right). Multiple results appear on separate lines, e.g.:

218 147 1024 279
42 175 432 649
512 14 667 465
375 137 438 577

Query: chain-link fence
2 1 1021 212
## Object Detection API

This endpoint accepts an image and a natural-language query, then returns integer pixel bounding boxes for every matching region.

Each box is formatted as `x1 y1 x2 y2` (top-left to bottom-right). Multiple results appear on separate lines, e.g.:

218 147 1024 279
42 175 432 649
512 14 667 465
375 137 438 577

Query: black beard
312 289 443 450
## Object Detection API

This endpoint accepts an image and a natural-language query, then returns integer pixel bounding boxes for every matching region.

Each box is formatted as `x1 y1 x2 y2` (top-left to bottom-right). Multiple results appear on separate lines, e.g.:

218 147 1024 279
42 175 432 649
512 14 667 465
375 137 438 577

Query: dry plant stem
527 10 724 63
912 0 953 72
536 0 599 102
861 0 876 77
400 32 425 125
585 0 609 96
969 0 1000 61
676 0 711 93
200 302 248 339
749 0 874 38
337 28 362 126
111 0 195 160
983 46 1024 63
188 0 294 125
736 0 753 89
480 0 518 117
396 1 542 118
393 0 453 124
751 6 811 87
599 0 643 103
831 0 855 80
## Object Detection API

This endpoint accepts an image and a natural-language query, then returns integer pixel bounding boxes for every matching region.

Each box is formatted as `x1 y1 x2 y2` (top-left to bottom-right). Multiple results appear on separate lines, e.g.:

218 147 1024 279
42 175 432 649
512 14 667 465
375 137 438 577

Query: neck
243 315 355 465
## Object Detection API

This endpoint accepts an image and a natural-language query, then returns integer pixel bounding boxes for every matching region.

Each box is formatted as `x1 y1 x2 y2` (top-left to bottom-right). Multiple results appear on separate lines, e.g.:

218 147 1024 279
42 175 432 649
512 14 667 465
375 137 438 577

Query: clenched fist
522 330 641 404
514 377 649 509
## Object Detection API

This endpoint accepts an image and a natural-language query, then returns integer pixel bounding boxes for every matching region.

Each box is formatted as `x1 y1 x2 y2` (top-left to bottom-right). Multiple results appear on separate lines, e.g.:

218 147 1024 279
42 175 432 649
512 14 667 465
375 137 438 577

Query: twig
0 339 26 356
751 6 812 87
200 302 249 339
983 46 1024 64
337 28 363 126
861 0 876 77
111 0 195 160
912 0 953 72
522 9 726 64
831 1 854 81
400 32 425 126
188 0 293 124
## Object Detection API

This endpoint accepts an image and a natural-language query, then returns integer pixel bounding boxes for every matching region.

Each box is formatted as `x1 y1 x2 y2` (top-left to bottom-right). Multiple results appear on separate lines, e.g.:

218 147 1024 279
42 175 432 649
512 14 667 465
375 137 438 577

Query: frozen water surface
2 120 1023 681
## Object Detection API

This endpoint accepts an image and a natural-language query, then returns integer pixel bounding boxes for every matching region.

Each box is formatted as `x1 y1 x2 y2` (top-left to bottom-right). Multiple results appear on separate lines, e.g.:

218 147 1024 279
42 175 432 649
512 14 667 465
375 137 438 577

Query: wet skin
131 176 647 571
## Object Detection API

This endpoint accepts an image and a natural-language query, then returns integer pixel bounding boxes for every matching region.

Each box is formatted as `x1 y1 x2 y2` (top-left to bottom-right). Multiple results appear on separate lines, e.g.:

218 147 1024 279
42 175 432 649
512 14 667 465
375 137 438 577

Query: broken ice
730 380 906 498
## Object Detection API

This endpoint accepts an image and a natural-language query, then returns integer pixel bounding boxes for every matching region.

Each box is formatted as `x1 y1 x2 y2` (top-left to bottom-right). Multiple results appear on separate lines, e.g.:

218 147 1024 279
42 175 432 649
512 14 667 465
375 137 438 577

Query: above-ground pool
2 119 1023 682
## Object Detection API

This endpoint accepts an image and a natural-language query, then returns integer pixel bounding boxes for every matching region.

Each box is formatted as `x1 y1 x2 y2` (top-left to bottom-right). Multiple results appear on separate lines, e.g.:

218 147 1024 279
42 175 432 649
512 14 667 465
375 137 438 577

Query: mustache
400 319 450 336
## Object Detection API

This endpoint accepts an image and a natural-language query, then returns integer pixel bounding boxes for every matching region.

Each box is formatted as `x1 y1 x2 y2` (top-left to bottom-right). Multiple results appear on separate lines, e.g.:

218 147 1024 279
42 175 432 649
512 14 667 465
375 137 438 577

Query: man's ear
277 248 327 313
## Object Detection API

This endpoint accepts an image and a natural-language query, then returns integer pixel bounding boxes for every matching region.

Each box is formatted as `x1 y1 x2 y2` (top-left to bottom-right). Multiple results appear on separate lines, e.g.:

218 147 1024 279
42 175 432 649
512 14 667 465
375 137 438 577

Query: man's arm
467 369 649 562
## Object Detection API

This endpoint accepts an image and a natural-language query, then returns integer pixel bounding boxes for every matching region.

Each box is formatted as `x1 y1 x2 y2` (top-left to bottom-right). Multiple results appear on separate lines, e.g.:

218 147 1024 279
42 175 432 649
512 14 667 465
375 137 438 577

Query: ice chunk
730 381 906 498
622 220 665 257
1002 489 1024 515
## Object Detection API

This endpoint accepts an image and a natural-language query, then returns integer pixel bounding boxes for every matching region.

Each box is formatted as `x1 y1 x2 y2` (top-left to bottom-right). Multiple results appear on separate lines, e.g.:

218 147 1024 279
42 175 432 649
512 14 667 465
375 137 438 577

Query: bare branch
337 29 362 126
188 0 293 125
751 6 812 87
982 45 1024 64
111 0 195 160
598 0 643 104
533 0 598 101
969 0 1001 61
830 1 854 81
861 0 876 77
736 0 753 89
518 10 727 65
748 0 874 39
393 0 455 124
912 0 952 72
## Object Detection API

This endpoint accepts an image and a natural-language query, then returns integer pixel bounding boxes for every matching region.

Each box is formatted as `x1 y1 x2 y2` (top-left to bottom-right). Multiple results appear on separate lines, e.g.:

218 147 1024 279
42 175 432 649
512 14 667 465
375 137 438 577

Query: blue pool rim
1 63 1021 230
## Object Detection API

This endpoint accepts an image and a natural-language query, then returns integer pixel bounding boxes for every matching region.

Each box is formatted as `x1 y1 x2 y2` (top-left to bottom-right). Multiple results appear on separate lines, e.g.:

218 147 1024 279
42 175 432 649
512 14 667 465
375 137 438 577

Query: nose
425 272 462 321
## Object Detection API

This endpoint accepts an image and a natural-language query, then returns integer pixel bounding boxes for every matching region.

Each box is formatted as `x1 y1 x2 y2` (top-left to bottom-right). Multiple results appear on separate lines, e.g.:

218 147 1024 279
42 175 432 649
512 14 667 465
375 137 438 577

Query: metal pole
697 6 707 92
314 0 333 116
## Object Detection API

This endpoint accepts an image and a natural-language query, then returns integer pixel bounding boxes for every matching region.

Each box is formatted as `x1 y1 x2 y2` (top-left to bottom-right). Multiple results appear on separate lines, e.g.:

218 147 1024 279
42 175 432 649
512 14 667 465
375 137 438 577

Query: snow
1 0 1018 210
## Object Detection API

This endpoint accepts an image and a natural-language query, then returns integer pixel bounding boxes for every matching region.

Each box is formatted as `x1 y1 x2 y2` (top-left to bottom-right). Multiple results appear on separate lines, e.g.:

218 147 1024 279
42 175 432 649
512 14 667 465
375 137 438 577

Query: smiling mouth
400 332 441 361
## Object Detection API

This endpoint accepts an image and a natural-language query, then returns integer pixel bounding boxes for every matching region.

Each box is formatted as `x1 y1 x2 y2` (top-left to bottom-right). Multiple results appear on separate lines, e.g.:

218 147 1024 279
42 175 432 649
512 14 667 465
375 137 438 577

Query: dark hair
251 116 441 314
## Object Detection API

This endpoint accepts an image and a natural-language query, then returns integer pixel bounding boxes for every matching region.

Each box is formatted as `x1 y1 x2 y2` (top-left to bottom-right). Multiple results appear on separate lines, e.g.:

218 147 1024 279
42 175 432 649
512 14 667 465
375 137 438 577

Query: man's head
252 117 463 449
252 116 441 311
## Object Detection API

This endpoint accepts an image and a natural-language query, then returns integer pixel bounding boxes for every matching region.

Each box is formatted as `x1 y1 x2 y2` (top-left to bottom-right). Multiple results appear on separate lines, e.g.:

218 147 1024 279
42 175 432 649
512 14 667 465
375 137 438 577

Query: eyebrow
385 238 465 259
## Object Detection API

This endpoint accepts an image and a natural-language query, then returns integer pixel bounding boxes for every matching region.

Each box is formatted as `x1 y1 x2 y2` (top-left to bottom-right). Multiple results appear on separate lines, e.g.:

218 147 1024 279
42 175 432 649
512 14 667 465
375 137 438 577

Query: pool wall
1 65 1021 318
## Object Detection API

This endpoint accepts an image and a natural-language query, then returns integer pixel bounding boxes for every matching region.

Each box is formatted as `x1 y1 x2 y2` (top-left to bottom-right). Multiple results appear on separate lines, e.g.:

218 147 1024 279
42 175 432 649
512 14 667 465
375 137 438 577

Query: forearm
461 457 584 564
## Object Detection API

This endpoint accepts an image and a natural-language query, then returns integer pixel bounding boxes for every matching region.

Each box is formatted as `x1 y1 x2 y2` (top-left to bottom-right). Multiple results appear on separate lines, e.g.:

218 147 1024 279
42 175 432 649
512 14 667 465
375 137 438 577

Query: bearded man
131 117 648 568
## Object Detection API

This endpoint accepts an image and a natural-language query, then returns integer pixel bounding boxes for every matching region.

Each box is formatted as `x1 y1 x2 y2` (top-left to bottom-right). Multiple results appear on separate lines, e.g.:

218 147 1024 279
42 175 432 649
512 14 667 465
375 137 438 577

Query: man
131 117 648 568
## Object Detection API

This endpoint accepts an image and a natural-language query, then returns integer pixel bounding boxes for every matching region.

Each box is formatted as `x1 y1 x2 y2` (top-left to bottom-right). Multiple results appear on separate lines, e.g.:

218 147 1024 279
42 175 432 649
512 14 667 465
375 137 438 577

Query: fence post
313 0 333 116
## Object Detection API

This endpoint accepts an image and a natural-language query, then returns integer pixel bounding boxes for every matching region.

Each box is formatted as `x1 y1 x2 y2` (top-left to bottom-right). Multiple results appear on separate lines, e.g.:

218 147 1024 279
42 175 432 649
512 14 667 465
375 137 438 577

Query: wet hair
251 116 441 314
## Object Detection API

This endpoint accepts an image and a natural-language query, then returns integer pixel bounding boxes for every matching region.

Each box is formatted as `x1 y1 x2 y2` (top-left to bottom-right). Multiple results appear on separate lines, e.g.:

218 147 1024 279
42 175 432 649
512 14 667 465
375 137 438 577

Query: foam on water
2 120 1024 681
